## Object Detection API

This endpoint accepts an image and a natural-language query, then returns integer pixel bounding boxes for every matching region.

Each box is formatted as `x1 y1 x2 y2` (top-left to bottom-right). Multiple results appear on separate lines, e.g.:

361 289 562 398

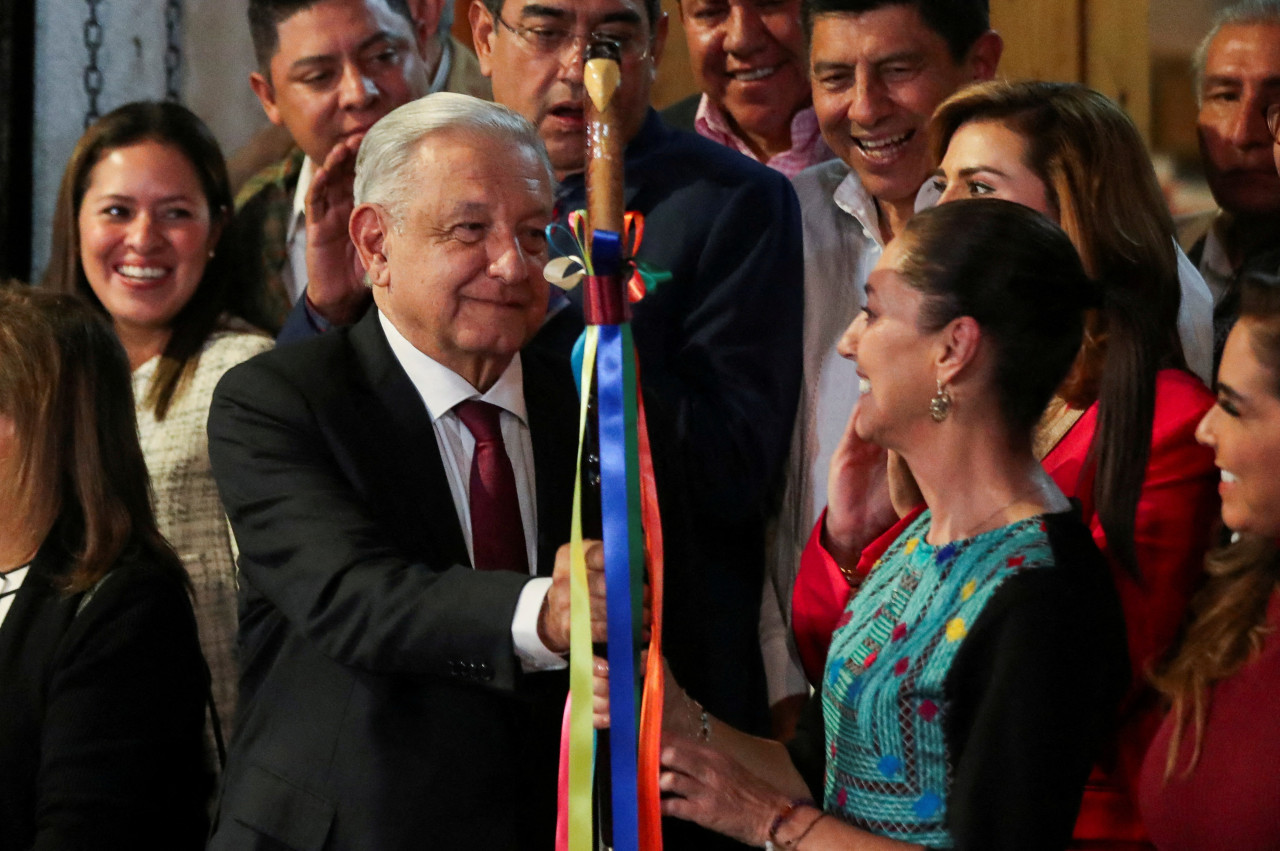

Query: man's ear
406 0 445 47
967 30 1003 83
470 0 497 78
649 10 669 73
935 315 982 386
249 70 284 126
351 204 392 288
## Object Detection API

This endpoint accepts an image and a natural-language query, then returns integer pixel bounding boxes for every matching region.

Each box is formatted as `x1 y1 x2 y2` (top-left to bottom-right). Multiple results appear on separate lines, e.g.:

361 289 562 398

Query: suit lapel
348 311 471 569
523 349 580 578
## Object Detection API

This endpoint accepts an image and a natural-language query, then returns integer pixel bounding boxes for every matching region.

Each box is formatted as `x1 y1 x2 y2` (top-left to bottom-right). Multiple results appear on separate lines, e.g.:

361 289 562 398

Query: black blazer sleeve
207 342 534 691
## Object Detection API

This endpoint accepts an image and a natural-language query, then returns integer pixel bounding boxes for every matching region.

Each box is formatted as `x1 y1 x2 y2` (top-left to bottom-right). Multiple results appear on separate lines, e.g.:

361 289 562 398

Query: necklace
948 482 1044 542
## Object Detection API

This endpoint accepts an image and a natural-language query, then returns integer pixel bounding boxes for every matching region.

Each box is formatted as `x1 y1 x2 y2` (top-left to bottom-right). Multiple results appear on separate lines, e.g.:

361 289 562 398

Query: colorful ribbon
552 212 667 851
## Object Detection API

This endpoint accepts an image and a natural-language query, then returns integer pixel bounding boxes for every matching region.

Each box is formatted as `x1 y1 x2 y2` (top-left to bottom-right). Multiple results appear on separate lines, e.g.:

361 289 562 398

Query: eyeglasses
493 15 650 61
1268 103 1280 143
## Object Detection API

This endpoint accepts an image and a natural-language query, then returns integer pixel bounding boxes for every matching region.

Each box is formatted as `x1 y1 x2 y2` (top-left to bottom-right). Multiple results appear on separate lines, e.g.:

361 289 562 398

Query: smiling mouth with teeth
855 129 914 161
731 66 778 82
858 377 871 394
1221 470 1239 484
117 265 168 281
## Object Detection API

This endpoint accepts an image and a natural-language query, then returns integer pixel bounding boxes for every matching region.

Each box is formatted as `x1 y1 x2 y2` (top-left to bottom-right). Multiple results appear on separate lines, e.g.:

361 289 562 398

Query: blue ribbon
598 323 640 851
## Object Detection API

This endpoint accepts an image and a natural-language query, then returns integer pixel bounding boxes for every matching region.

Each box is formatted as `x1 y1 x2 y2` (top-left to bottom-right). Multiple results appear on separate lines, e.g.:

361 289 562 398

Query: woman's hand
304 133 371 325
822 403 901 569
659 739 794 846
594 653 693 735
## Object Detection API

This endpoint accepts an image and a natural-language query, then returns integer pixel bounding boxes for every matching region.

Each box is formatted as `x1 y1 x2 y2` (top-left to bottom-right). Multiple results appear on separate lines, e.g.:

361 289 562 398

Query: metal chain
164 0 183 102
82 0 104 128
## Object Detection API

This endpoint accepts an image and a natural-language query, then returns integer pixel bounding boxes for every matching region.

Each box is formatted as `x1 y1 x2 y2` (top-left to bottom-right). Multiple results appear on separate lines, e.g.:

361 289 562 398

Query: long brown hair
1151 279 1280 777
930 81 1186 577
43 101 268 420
0 287 184 592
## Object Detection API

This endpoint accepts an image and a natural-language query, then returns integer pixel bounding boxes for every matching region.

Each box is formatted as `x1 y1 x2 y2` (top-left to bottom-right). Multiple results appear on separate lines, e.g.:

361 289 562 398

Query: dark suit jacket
542 110 804 736
660 93 699 133
206 309 579 850
0 528 210 851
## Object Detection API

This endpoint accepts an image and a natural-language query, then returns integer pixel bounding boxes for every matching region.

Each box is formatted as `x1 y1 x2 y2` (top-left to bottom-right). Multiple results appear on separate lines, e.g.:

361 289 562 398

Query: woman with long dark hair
44 102 272 747
1139 277 1280 849
0 286 210 850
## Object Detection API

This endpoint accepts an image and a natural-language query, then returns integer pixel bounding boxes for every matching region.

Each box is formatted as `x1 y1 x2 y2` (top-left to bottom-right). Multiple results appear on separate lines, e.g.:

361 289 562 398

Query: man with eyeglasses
471 0 804 806
1179 0 1280 374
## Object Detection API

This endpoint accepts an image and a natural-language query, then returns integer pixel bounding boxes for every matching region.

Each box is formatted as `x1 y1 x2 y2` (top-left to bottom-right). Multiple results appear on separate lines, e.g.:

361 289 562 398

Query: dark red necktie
454 400 529 573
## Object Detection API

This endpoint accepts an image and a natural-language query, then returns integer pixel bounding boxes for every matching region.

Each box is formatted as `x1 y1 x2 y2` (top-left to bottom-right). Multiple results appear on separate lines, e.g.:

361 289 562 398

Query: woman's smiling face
77 139 218 339
838 237 939 448
1197 316 1280 537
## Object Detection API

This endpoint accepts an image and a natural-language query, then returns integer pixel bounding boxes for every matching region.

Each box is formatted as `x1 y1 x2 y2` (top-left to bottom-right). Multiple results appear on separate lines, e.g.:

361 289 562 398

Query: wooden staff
583 37 626 851
583 40 628 326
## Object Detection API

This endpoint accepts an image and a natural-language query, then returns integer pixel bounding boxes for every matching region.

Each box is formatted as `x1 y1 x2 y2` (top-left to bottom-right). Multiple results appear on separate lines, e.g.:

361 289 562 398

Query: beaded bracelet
788 811 829 849
764 799 813 850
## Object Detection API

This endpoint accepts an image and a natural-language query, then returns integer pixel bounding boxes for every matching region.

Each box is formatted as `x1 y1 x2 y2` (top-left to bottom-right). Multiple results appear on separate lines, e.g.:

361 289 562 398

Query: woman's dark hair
930 81 1185 576
896 198 1091 436
1151 278 1280 777
43 101 268 420
0 287 185 593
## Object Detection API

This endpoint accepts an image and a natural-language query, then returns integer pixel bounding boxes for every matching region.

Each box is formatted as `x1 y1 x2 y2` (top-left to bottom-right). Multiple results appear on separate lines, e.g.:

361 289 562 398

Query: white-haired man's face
352 130 554 390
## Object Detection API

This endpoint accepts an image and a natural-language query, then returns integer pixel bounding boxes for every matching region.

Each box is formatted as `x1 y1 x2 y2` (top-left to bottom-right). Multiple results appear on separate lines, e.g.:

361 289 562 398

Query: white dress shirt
0 565 30 630
284 156 316 308
379 311 565 671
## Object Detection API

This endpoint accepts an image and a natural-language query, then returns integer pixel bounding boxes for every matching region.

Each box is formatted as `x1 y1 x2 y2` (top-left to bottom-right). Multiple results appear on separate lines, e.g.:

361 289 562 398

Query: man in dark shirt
471 0 804 746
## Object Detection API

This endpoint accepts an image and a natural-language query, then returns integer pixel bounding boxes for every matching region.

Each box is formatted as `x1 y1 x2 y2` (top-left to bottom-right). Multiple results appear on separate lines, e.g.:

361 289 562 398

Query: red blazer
792 370 1219 844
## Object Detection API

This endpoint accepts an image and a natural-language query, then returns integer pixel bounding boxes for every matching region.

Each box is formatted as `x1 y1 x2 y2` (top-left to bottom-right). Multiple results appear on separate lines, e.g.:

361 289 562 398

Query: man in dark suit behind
207 93 605 850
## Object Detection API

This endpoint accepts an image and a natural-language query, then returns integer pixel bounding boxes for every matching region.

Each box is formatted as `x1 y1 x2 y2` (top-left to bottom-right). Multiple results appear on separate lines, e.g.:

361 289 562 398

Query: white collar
287 155 317 245
377 309 527 425
428 37 453 95
0 563 30 591
832 168 886 247
830 166 955 247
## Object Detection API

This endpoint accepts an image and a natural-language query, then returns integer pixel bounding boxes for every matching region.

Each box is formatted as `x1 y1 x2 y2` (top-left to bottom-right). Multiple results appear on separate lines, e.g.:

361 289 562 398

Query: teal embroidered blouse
790 508 1128 851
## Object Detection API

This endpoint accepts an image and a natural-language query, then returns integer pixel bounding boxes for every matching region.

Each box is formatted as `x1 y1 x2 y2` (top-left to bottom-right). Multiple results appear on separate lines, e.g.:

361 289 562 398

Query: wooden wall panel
991 0 1083 84
1084 0 1151 141
654 0 699 109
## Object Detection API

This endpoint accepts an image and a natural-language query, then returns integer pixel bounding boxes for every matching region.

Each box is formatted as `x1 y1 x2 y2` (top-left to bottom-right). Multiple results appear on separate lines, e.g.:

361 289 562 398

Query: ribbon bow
545 212 670 304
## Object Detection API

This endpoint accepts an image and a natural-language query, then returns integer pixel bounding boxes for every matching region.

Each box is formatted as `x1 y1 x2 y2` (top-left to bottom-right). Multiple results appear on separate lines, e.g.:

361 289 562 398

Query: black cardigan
0 534 212 851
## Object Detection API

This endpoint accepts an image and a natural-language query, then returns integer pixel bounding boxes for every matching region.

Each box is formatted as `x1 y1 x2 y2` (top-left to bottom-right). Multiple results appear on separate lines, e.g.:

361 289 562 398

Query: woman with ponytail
1138 277 1280 849
926 81 1219 846
791 81 1221 847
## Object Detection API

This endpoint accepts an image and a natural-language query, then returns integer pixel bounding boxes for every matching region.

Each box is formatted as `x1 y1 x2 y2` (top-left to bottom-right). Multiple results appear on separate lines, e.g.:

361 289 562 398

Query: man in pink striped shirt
663 0 834 177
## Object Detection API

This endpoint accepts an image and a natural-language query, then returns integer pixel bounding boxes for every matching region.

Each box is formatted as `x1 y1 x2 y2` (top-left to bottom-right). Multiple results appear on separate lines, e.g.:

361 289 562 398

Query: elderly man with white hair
206 93 606 851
